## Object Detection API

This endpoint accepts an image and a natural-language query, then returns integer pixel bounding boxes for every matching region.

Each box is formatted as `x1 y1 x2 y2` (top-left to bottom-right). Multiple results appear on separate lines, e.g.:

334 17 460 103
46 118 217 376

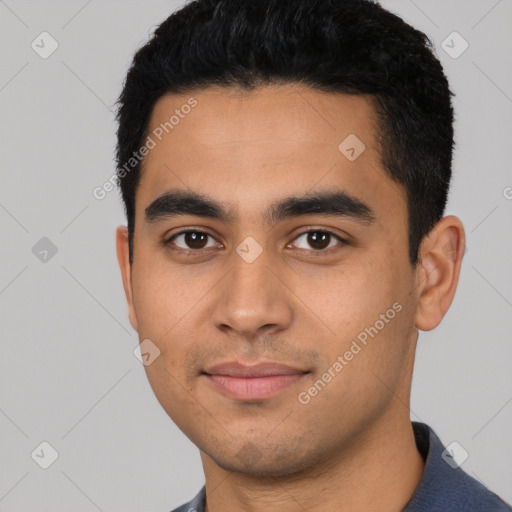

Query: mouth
201 361 310 401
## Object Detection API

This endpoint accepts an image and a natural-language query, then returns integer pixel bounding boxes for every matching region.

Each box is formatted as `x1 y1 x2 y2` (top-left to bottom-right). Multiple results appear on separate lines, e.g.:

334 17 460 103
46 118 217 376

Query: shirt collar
182 421 506 512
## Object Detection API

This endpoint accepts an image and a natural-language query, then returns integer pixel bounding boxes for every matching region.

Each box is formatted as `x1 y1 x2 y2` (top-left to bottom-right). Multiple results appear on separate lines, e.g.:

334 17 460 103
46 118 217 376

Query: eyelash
164 228 348 256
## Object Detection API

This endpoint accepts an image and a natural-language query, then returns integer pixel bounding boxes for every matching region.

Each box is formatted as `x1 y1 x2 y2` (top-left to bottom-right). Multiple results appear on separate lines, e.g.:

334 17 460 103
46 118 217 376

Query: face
118 85 423 477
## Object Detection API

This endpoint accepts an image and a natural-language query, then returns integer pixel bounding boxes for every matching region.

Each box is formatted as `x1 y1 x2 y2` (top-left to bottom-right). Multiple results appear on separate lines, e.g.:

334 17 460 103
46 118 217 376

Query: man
114 0 511 510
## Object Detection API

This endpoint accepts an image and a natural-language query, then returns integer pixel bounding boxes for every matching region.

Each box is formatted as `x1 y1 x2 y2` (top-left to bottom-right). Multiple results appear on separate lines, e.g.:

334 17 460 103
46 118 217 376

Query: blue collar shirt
170 422 512 511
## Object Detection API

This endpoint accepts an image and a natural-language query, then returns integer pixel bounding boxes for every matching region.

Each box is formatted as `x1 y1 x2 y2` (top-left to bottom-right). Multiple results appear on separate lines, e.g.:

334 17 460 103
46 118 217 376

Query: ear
414 215 466 331
116 226 139 332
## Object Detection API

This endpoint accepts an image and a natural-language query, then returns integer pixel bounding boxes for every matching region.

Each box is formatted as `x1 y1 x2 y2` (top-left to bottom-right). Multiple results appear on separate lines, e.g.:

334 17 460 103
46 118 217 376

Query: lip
202 361 309 401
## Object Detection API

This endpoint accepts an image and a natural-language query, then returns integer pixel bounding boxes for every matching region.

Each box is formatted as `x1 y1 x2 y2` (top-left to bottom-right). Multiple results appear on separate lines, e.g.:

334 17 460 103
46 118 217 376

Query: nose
209 245 293 340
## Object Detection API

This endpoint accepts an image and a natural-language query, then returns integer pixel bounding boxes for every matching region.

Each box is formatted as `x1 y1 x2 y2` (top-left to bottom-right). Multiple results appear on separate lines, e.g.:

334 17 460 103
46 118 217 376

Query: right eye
166 230 221 252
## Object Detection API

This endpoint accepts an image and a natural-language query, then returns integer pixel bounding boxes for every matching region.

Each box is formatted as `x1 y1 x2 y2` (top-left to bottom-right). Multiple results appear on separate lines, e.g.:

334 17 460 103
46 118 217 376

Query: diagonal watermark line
0 265 28 297
0 62 29 93
163 162 194 191
265 265 336 335
269 480 308 512
61 0 93 30
61 369 132 439
0 408 29 438
471 265 512 309
265 409 293 438
267 249 351 342
367 367 424 423
471 0 502 29
0 202 29 233
162 266 234 338
61 471 103 511
162 366 236 441
472 61 512 104
162 162 235 235
301 164 338 196
0 0 29 28
290 84 337 131
472 395 512 439
60 204 89 233
470 205 499 233
409 0 439 28
61 265 132 334
162 162 235 243
61 61 115 114
471 470 489 489
204 472 234 504
0 472 29 503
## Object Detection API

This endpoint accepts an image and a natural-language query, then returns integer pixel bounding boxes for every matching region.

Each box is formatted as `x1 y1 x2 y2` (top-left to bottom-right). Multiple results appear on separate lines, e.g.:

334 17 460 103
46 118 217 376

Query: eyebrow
144 189 375 226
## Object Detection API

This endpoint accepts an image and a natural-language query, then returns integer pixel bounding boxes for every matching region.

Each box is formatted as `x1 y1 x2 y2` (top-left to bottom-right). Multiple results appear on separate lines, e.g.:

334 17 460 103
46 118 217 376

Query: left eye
291 230 345 251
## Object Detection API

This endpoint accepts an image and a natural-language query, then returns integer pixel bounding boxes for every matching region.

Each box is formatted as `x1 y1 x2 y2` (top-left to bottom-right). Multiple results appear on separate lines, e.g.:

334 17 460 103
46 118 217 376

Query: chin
205 441 318 479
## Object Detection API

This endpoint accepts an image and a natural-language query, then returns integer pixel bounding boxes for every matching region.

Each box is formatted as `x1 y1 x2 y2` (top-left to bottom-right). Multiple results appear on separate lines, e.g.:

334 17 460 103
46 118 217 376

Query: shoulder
169 486 206 512
405 422 512 511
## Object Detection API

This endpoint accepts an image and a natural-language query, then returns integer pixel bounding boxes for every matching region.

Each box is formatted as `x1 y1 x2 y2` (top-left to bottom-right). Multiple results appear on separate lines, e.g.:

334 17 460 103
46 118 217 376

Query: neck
200 412 425 512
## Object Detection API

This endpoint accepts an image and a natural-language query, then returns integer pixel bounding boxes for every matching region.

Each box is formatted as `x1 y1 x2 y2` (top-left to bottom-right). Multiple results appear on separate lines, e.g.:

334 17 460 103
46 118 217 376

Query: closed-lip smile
202 361 309 401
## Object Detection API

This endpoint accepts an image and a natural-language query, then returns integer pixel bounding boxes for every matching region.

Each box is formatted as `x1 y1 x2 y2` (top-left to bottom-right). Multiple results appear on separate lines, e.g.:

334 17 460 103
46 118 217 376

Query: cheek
142 354 206 440
316 255 412 385
130 256 210 338
321 259 399 331
130 260 217 392
300 302 412 435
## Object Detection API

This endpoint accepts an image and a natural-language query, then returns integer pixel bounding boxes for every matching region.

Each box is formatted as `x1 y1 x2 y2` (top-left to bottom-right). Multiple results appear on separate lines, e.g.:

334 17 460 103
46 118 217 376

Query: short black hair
115 0 454 266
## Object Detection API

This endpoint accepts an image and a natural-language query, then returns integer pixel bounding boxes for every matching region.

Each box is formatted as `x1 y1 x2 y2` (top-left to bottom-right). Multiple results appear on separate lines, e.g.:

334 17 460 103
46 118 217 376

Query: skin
116 84 465 512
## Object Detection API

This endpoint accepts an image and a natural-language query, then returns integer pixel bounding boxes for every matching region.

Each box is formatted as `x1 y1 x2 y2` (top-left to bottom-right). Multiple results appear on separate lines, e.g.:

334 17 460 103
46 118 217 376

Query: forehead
136 85 405 223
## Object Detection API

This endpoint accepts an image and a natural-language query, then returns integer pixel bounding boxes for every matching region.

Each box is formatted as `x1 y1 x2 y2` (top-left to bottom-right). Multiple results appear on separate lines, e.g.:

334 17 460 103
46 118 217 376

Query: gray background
0 0 511 510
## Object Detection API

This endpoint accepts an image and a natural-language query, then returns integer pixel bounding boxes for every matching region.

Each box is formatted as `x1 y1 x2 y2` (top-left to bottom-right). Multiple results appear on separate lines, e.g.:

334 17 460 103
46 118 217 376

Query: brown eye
168 230 217 250
292 230 345 251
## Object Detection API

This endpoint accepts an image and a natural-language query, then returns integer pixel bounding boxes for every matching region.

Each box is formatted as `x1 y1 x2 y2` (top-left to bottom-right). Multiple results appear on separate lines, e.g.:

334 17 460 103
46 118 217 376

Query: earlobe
414 216 466 332
115 226 139 332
